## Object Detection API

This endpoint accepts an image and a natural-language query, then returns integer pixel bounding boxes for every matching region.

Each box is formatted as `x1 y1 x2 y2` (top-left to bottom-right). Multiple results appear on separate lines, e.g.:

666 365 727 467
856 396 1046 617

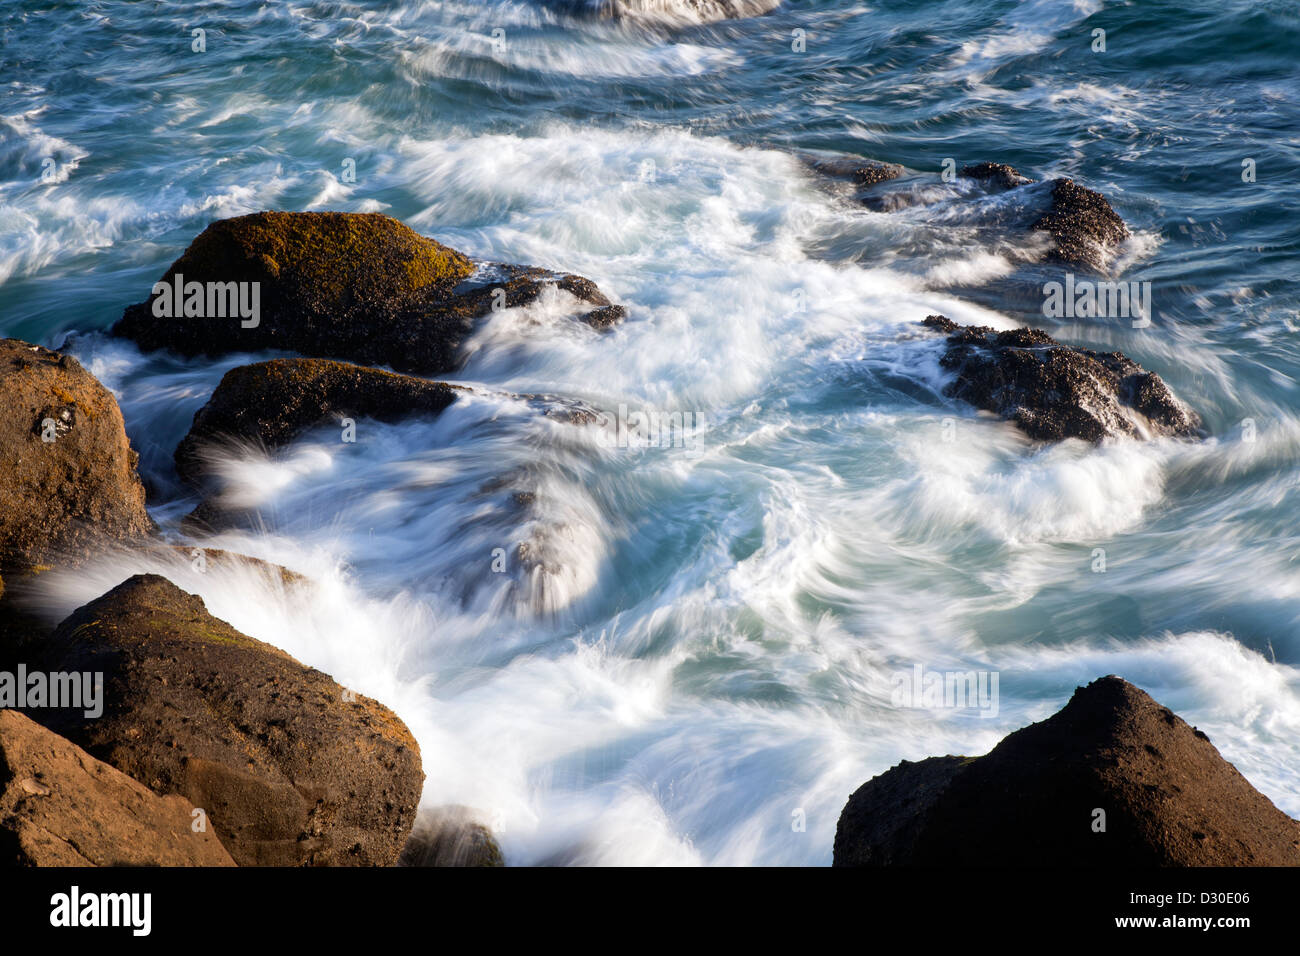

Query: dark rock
922 315 1202 442
0 339 153 573
0 573 54 677
581 304 627 329
112 212 623 375
959 162 1030 190
834 676 1300 866
807 155 906 189
399 806 505 867
26 574 424 866
958 163 1129 268
833 756 970 866
0 710 236 867
1032 177 1131 270
173 358 462 486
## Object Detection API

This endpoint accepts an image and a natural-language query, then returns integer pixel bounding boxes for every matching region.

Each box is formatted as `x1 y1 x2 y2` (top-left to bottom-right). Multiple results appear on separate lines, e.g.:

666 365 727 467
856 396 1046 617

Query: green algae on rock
113 211 624 375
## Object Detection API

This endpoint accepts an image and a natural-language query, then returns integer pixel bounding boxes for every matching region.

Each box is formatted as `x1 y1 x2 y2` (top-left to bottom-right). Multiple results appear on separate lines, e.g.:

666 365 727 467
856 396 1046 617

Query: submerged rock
399 806 505 867
959 161 1032 190
809 156 1129 269
921 315 1201 442
173 357 463 485
805 155 906 189
0 710 235 867
0 339 152 572
27 574 424 866
112 212 623 376
959 163 1129 269
834 676 1300 866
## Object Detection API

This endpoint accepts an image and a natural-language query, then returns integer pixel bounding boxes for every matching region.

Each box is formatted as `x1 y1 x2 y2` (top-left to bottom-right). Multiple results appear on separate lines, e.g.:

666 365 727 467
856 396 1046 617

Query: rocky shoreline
0 188 1286 867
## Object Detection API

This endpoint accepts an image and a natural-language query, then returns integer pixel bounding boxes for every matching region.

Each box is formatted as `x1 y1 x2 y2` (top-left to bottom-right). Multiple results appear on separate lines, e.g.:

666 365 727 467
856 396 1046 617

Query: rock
833 676 1300 866
959 161 1031 190
173 358 462 486
812 156 1130 268
0 339 152 573
399 806 505 867
112 212 623 375
0 709 235 866
26 574 423 866
0 574 53 677
1032 177 1130 270
921 315 1202 442
806 155 906 189
165 545 308 588
958 163 1129 269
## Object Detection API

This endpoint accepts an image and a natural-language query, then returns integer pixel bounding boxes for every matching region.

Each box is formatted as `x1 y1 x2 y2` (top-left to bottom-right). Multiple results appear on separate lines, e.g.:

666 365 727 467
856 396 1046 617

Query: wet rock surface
959 163 1129 269
0 339 153 573
808 156 1131 269
921 315 1202 442
959 161 1032 190
834 676 1300 866
399 805 505 867
173 357 463 485
113 212 623 376
26 574 424 866
1032 177 1131 269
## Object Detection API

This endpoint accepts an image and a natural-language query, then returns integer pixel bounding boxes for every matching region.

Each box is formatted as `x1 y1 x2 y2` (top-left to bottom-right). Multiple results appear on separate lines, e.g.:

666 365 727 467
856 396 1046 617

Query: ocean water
2 0 1299 864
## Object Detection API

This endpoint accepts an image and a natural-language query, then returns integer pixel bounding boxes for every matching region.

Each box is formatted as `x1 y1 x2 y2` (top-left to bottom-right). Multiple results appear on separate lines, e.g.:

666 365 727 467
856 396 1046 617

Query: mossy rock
26 574 424 866
114 212 623 375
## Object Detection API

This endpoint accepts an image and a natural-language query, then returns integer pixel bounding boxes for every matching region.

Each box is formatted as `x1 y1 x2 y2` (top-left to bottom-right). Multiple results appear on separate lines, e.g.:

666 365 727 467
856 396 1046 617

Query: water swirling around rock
2 0 1299 865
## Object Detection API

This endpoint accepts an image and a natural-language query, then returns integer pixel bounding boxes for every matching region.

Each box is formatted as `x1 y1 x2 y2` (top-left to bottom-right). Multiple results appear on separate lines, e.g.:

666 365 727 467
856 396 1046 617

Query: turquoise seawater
2 0 1298 863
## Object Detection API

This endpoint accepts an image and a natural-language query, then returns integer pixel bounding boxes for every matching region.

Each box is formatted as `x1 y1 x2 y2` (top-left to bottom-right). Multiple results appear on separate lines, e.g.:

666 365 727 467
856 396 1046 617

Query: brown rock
112 212 623 375
26 574 424 866
0 339 152 572
0 709 235 866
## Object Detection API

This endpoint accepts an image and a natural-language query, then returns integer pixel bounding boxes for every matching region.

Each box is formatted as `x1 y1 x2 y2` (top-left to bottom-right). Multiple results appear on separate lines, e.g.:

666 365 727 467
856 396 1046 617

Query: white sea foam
7 0 1298 865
